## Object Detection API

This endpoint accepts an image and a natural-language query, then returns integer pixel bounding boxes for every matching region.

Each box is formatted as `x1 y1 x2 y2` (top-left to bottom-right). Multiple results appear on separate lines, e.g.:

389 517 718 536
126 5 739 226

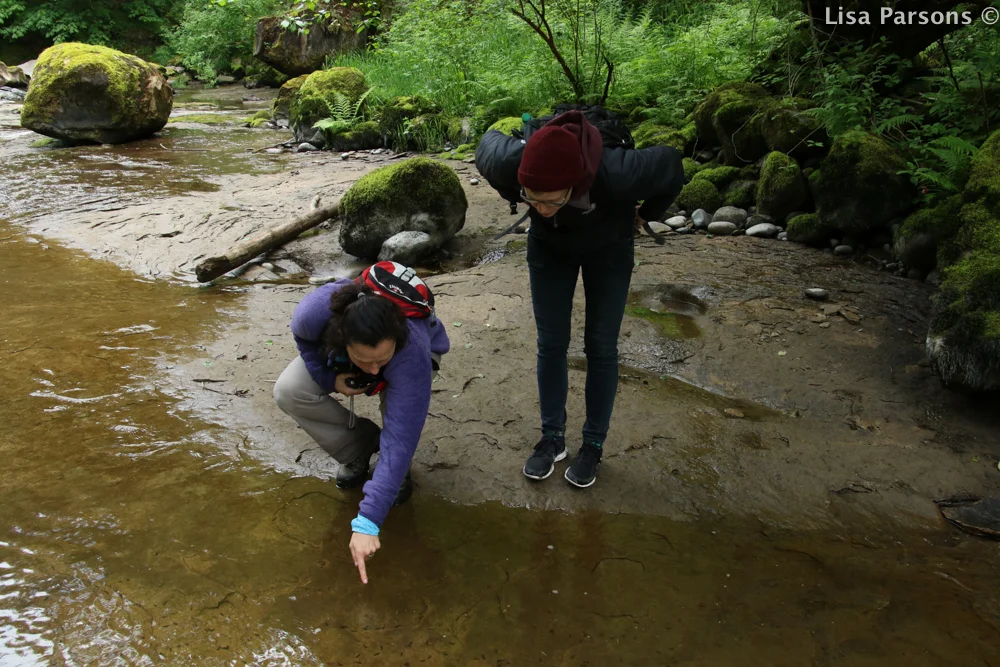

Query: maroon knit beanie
517 124 585 193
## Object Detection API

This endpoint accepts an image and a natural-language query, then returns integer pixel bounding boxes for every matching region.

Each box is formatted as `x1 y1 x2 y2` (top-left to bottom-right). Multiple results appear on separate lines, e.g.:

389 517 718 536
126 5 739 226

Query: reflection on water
1 224 998 665
0 124 287 223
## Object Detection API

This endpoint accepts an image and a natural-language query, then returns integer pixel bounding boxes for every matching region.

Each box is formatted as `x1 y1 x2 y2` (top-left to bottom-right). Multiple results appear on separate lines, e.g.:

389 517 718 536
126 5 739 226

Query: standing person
475 110 683 488
273 262 449 583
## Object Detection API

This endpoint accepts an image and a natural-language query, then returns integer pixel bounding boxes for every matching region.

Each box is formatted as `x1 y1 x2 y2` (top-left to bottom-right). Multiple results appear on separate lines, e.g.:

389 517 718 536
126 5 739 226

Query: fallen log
195 198 341 283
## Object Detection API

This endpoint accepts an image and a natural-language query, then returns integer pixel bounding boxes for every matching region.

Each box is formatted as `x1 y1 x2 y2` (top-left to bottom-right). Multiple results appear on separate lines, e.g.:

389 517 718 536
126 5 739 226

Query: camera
344 373 378 390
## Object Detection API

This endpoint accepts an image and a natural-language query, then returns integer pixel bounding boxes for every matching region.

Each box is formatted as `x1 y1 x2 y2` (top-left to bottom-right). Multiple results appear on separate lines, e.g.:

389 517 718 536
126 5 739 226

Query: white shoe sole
523 450 568 480
564 466 598 488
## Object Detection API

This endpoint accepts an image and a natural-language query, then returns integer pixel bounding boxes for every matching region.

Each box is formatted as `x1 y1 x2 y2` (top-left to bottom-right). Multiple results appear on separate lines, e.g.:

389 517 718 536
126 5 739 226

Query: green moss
712 99 769 165
692 81 769 147
625 306 700 339
30 137 58 148
963 130 1000 209
325 120 381 151
633 120 696 152
682 157 703 182
723 180 757 209
760 99 826 161
168 113 240 125
446 116 467 144
438 141 476 160
341 157 467 223
289 67 367 131
692 166 741 189
379 95 439 138
897 195 963 242
677 179 723 213
756 151 807 221
488 116 522 136
786 213 828 246
813 130 912 235
246 109 273 128
21 42 169 143
272 74 309 119
506 237 528 252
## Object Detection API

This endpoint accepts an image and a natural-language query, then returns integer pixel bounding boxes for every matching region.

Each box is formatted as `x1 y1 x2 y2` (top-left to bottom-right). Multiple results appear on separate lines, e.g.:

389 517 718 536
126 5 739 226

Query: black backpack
493 105 666 244
513 103 634 150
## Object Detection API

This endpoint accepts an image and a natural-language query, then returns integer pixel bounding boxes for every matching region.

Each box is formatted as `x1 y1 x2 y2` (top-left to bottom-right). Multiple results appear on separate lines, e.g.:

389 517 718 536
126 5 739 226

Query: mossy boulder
254 13 367 77
379 95 440 149
21 43 172 144
339 157 468 259
723 180 757 209
271 74 309 120
677 179 723 214
325 120 382 151
756 152 808 222
692 81 769 149
893 195 963 272
759 98 827 163
289 67 368 144
633 120 697 153
488 116 523 136
691 166 741 189
812 130 913 236
786 213 829 246
927 130 1000 391
682 157 703 182
246 109 273 128
445 116 469 144
712 99 771 166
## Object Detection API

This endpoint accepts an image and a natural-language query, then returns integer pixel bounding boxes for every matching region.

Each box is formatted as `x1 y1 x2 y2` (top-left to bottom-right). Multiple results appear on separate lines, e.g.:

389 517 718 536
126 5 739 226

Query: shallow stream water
1 96 999 666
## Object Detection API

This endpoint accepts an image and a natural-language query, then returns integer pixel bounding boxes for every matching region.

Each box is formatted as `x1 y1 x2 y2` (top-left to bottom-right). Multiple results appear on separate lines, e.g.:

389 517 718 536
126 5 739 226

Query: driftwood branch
194 197 342 283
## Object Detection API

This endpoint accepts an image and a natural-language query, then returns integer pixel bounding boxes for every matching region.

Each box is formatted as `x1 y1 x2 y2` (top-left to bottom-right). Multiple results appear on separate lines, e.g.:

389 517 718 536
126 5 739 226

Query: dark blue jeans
526 231 635 445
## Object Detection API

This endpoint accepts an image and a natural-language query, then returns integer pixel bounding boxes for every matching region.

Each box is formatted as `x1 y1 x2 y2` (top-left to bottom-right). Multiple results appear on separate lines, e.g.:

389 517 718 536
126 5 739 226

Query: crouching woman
273 264 449 583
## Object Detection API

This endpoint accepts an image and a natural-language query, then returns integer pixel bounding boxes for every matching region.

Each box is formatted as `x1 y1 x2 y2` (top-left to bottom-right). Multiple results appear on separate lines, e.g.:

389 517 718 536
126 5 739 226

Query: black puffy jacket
474 129 684 250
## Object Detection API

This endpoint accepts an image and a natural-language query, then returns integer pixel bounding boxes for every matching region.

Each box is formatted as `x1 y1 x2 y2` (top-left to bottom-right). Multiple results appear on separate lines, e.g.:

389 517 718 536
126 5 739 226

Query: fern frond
875 114 922 133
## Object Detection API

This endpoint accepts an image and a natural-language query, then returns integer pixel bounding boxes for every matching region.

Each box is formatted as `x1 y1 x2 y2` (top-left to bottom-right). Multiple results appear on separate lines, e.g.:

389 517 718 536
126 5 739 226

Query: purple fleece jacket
290 278 450 528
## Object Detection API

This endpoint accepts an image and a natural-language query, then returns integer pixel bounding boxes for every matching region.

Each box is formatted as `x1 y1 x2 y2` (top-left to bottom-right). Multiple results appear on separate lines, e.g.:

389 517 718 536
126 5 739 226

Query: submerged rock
21 43 171 144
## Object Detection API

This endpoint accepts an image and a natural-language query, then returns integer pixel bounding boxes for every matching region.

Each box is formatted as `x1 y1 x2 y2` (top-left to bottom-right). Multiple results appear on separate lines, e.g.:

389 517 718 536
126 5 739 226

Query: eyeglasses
520 187 571 207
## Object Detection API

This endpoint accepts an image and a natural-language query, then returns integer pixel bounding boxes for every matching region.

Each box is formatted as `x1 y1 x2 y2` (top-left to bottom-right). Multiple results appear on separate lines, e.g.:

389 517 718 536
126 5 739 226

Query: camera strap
348 396 356 429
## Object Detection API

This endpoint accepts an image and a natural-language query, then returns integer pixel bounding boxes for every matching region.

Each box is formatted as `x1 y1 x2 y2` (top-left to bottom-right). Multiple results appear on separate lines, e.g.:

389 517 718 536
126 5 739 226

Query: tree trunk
194 198 341 283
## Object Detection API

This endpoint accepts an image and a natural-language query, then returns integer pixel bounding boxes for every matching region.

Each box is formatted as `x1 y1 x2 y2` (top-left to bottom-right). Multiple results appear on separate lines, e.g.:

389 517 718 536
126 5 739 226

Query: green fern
876 113 922 134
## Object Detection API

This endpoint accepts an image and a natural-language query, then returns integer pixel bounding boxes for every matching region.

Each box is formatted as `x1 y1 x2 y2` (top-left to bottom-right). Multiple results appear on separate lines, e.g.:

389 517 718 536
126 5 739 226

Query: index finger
357 555 369 584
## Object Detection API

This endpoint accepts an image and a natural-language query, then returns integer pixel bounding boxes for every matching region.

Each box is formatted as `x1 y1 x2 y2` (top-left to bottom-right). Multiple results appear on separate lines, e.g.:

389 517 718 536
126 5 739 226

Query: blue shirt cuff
351 515 380 536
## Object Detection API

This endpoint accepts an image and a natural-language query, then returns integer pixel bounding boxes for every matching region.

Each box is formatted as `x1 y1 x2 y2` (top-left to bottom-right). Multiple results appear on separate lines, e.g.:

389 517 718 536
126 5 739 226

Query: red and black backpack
349 261 436 395
355 261 434 319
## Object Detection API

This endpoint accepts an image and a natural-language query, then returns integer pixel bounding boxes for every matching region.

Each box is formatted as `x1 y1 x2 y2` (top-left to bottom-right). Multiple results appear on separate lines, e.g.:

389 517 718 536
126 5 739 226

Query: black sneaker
564 442 602 488
393 472 413 506
335 453 371 489
522 434 567 480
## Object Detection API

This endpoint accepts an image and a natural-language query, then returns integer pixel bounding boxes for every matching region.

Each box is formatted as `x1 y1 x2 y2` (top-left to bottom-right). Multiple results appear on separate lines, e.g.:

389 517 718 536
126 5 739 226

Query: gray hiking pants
273 356 383 464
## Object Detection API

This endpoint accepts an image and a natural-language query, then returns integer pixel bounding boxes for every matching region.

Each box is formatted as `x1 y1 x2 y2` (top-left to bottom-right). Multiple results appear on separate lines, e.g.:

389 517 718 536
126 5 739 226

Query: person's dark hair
321 282 409 356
